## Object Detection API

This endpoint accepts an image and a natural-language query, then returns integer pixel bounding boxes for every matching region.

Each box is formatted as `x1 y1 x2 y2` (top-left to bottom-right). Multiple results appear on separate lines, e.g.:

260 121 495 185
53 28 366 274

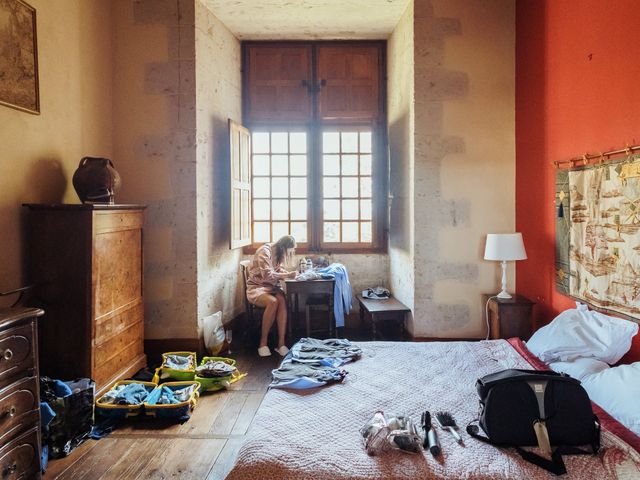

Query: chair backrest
239 260 252 306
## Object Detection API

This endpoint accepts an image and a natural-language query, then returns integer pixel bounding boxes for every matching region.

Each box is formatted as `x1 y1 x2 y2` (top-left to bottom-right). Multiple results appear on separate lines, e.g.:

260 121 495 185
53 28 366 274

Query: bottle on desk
306 258 313 271
299 258 307 273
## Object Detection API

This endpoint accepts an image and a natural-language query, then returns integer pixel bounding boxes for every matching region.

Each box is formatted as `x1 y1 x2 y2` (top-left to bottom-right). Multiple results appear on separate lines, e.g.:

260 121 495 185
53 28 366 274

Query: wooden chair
240 260 265 343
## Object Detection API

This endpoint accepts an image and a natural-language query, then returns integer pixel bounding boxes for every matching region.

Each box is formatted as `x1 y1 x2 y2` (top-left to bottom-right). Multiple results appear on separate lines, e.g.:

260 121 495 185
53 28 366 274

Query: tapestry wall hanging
0 0 39 114
561 154 640 319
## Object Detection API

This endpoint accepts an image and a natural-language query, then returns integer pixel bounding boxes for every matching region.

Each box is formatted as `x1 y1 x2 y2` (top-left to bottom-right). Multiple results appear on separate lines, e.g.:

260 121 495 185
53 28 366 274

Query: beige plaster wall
112 0 199 339
194 1 243 329
0 0 112 305
412 0 515 337
387 0 415 332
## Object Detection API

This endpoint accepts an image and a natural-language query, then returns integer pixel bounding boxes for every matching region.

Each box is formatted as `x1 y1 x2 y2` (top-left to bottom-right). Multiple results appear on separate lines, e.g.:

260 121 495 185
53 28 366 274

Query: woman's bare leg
254 294 278 347
275 293 288 347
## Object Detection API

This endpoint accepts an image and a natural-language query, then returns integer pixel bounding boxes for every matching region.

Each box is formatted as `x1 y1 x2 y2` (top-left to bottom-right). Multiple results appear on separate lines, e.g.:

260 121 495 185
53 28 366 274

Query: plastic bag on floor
41 377 95 459
202 311 225 355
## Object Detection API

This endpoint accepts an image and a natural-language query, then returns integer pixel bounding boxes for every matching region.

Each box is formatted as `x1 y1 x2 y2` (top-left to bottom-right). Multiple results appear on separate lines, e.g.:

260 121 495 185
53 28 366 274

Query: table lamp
484 233 527 299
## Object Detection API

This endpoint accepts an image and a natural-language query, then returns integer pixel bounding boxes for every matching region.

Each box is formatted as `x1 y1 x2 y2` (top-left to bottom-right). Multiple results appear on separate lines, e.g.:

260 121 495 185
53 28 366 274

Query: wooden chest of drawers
24 204 147 396
0 307 43 479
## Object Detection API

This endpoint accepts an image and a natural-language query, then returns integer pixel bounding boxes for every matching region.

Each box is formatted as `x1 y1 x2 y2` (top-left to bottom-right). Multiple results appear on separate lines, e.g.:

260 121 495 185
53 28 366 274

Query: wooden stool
357 294 411 340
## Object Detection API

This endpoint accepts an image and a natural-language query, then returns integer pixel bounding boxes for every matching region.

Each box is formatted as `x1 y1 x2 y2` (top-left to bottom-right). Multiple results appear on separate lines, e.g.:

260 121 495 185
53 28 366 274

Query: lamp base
497 290 512 299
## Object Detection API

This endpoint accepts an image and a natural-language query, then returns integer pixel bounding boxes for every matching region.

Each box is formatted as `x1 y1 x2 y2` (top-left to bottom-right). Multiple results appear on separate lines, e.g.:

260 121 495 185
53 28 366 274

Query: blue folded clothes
100 383 151 405
40 402 56 427
54 379 72 397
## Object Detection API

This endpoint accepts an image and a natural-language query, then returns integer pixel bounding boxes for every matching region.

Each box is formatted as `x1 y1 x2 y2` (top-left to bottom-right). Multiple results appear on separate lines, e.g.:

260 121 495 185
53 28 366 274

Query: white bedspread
227 340 640 479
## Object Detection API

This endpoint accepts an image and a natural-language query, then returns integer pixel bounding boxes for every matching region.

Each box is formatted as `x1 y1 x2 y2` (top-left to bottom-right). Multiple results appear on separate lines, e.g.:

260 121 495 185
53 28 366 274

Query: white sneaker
258 346 271 357
275 345 290 357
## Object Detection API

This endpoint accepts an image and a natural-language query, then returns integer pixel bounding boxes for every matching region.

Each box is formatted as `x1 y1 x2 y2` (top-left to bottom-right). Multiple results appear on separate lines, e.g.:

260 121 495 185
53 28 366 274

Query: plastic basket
143 381 200 419
194 356 247 392
95 380 156 419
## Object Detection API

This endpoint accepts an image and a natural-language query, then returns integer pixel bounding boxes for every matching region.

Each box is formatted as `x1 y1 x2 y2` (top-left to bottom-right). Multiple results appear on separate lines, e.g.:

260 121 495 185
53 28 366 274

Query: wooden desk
357 295 411 340
284 279 334 336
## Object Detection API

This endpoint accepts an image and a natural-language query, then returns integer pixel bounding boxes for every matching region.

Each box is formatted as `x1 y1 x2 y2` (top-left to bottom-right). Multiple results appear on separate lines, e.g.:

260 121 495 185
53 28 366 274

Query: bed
226 338 640 480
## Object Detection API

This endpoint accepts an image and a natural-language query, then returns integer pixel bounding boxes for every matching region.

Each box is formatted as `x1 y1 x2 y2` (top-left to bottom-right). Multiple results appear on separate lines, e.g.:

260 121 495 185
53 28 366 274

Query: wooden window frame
242 41 388 255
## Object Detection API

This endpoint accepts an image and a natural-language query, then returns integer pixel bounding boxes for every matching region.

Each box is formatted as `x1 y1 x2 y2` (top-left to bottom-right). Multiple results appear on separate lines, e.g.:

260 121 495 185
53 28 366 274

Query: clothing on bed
290 337 362 366
271 362 347 389
315 263 352 328
270 338 362 389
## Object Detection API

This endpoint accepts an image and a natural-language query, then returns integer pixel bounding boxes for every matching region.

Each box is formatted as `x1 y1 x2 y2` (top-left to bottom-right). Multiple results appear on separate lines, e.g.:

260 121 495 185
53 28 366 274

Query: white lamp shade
484 233 527 261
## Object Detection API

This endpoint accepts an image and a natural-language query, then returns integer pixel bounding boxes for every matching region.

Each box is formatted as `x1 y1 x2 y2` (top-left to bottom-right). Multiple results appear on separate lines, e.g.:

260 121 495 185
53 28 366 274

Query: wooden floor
44 348 281 480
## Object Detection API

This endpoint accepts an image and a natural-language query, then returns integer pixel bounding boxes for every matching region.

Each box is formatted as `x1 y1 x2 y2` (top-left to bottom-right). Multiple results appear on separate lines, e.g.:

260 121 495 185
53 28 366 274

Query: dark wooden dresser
24 204 146 396
0 307 43 479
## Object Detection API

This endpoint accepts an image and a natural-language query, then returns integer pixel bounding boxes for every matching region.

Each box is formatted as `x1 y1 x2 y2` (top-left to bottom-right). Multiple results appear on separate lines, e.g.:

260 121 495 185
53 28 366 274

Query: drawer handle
4 462 17 474
2 349 12 361
6 406 17 418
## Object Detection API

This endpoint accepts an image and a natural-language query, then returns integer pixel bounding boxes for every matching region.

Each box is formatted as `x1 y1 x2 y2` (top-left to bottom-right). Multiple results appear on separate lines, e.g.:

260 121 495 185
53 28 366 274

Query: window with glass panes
322 130 373 244
251 131 309 244
244 41 385 252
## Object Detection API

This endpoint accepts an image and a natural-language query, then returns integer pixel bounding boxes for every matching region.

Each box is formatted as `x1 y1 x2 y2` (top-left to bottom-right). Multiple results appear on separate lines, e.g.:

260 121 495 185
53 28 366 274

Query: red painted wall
515 0 640 358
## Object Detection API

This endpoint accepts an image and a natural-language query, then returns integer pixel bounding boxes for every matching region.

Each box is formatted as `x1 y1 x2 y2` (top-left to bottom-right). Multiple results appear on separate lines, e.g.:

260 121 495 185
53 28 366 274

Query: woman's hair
273 235 296 265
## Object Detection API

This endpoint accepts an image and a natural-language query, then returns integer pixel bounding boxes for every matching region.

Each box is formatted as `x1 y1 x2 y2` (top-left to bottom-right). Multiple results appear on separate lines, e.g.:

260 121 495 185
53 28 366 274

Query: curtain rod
553 144 640 169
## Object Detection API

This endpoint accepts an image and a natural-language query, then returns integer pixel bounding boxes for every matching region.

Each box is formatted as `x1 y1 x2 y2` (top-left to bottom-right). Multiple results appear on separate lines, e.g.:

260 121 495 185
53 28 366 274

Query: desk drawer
0 427 40 480
0 377 38 447
0 324 35 385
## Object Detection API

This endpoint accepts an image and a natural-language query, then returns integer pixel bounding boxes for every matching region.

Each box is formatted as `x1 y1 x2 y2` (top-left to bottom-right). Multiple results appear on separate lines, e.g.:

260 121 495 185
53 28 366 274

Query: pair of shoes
275 345 290 357
258 346 271 357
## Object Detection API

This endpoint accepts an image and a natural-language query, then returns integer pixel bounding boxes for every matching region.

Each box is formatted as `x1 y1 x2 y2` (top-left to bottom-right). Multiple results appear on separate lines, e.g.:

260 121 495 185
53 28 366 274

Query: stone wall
411 0 515 337
387 0 416 333
112 0 199 339
194 1 244 329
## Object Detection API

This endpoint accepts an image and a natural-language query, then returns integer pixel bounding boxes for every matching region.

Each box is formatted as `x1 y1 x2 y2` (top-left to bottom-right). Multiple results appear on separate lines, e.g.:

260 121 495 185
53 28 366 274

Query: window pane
253 155 270 175
272 200 288 220
342 222 358 242
253 199 270 220
324 199 340 220
290 199 307 220
361 222 372 242
360 177 372 198
342 155 358 175
290 178 307 198
360 199 372 220
360 132 372 153
271 132 288 153
323 155 340 176
324 177 340 198
272 222 289 240
272 155 288 175
342 178 358 198
290 155 307 175
360 155 372 175
252 133 270 154
323 132 340 153
254 222 270 242
253 178 270 198
272 178 289 198
324 222 339 242
342 199 359 220
291 222 307 243
341 132 358 153
290 132 306 153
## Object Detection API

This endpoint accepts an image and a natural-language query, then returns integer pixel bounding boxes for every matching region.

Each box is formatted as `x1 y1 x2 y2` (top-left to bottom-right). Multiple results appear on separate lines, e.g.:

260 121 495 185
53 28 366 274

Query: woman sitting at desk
246 235 297 357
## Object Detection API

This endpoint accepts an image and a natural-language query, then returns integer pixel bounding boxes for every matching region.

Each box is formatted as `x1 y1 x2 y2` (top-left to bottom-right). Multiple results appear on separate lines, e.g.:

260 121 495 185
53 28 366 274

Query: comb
435 411 463 444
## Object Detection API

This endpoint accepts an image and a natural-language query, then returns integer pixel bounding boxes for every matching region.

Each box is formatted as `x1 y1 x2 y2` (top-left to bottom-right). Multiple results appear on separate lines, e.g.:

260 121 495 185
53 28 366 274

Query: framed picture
0 0 39 114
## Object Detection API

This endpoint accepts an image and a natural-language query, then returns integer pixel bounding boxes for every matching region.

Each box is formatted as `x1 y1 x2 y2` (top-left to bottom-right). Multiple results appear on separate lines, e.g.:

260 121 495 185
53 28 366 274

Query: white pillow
548 357 610 381
581 362 640 436
526 305 638 364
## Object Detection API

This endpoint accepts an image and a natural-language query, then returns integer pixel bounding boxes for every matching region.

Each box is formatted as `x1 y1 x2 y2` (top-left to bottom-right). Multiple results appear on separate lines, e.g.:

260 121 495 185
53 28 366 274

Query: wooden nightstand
483 294 534 340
